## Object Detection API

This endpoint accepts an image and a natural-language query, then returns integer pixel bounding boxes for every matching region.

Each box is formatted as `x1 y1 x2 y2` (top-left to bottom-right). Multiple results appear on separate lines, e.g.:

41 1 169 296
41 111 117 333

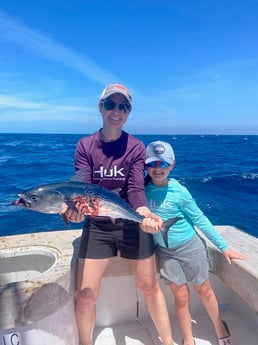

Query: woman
66 85 174 345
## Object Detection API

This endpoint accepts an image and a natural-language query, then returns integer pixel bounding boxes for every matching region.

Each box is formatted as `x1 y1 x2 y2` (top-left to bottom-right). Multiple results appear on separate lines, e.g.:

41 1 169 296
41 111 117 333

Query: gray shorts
156 234 211 286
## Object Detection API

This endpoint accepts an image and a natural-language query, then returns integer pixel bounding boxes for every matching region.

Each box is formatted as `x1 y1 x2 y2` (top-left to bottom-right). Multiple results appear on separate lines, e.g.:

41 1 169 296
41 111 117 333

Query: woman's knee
137 278 160 296
76 287 97 307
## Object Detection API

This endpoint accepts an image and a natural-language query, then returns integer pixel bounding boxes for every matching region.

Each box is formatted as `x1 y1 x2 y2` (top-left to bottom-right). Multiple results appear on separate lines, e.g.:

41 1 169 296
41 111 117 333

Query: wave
175 172 258 185
241 173 258 180
200 173 258 182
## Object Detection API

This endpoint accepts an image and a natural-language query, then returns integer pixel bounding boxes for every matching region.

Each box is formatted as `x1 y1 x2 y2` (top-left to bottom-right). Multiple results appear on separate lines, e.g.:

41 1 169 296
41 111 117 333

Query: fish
12 180 181 246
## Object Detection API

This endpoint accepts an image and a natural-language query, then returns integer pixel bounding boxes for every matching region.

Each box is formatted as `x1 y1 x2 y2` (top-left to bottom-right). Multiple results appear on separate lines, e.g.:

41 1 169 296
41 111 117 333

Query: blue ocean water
0 133 257 238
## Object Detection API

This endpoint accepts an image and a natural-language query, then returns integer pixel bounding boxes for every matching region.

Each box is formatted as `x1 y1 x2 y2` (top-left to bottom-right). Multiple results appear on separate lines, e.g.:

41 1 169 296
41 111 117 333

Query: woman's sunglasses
146 161 171 168
102 99 132 113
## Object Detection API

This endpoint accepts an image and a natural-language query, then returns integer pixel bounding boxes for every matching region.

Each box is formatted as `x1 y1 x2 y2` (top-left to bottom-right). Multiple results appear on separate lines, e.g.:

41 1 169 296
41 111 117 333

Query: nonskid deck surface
93 310 258 345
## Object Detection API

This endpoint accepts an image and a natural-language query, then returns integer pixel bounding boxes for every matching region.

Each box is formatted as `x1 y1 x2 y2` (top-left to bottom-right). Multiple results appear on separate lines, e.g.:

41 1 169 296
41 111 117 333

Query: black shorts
79 218 155 259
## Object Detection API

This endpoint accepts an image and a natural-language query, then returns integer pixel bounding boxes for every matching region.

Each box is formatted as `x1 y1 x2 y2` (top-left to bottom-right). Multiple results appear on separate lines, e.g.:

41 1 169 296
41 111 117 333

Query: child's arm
178 184 247 261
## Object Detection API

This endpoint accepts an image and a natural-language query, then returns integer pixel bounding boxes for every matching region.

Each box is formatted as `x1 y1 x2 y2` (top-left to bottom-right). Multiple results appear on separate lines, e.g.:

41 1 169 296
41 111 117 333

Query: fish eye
29 194 39 202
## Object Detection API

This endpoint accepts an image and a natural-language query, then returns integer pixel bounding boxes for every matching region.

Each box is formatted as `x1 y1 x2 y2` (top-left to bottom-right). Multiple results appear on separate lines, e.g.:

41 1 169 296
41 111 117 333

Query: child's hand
136 206 162 234
223 248 247 265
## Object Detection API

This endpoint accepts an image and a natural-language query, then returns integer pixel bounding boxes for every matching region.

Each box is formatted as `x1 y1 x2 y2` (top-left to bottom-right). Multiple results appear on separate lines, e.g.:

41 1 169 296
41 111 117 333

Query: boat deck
91 270 258 345
93 309 258 345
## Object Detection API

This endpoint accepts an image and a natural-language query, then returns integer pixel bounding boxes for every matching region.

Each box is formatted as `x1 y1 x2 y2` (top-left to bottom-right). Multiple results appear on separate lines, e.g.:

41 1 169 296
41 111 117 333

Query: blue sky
0 0 258 134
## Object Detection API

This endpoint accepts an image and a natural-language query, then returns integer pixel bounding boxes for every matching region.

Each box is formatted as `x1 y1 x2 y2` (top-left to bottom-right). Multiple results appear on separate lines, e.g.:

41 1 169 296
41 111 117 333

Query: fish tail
160 217 182 248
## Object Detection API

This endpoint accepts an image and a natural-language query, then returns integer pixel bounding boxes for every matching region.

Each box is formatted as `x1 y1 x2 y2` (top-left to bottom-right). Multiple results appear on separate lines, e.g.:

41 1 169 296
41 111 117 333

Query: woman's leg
129 255 174 345
76 257 111 345
170 283 195 345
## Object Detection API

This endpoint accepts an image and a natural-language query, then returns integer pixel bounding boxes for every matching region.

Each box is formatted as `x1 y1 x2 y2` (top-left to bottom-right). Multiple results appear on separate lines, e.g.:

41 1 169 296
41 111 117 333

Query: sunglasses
102 99 132 113
146 161 171 168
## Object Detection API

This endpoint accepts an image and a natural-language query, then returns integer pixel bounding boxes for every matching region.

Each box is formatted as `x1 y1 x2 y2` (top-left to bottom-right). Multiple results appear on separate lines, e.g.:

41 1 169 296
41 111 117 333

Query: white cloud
0 93 98 125
0 94 93 110
0 10 118 85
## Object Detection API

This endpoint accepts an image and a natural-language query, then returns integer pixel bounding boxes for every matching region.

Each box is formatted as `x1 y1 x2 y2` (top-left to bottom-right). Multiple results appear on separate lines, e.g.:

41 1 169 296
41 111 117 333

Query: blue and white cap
145 141 175 164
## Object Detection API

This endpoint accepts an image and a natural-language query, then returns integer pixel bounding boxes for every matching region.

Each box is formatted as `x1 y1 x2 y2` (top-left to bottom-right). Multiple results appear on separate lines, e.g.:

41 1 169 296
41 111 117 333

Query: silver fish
12 180 181 246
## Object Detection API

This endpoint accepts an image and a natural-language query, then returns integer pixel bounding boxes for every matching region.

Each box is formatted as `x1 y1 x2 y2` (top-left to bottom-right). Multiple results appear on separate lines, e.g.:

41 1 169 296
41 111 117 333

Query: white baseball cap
100 84 132 105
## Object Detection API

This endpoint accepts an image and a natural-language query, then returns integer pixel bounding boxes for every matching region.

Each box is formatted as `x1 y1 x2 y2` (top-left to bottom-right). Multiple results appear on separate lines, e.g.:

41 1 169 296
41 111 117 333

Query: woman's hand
63 202 85 223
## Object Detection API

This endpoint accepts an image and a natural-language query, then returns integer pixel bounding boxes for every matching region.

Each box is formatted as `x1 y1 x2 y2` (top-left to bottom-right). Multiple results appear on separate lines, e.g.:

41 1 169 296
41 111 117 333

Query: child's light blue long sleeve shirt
145 178 228 252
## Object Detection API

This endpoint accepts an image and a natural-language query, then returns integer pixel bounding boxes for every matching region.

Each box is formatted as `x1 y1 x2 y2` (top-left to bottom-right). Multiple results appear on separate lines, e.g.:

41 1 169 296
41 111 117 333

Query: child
144 140 247 345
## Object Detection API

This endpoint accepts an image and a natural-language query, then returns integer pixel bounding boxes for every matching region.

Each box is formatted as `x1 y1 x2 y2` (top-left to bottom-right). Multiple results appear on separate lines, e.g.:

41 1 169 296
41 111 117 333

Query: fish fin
160 217 182 248
69 168 87 182
65 199 78 212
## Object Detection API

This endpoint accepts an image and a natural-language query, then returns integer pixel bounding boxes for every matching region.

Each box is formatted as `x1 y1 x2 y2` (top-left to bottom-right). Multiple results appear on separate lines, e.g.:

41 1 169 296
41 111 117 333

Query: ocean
0 133 257 238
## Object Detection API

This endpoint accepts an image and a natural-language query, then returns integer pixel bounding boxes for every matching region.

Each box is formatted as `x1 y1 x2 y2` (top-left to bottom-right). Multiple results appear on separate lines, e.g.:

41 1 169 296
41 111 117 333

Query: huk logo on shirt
93 165 125 178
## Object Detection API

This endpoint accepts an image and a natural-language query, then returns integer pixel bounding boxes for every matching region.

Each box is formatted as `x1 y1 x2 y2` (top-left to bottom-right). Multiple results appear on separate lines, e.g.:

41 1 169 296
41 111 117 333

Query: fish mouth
12 195 32 208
